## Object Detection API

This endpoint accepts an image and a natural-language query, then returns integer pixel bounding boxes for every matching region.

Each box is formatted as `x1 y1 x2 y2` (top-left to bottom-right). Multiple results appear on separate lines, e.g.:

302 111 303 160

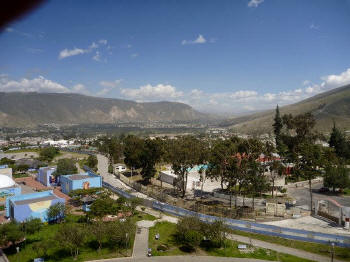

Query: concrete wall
60 172 102 194
37 167 56 186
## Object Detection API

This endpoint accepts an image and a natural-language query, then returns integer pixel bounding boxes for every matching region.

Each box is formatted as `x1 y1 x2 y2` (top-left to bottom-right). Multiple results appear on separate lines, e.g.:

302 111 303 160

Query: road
288 181 350 210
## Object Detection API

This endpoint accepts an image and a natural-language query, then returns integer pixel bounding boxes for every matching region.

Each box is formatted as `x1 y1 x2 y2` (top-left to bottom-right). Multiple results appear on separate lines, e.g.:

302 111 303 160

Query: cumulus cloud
130 53 138 58
121 84 183 100
182 35 207 45
248 0 264 8
93 51 101 61
0 75 69 93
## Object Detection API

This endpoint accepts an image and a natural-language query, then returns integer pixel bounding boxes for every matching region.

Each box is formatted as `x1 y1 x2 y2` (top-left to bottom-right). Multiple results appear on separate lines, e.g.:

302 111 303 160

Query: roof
68 175 91 180
13 195 58 205
0 175 15 189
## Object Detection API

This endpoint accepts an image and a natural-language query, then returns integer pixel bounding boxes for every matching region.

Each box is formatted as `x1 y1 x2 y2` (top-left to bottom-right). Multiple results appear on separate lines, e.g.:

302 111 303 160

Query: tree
107 219 135 250
47 202 66 223
268 160 283 198
329 123 350 159
54 158 77 177
88 196 118 218
175 216 203 250
273 105 283 153
90 220 109 252
126 197 142 215
21 218 42 234
298 143 323 213
86 154 98 169
139 138 163 183
202 220 227 248
324 164 350 193
0 222 24 247
168 136 201 197
39 147 59 162
55 223 86 259
123 135 144 176
247 160 269 210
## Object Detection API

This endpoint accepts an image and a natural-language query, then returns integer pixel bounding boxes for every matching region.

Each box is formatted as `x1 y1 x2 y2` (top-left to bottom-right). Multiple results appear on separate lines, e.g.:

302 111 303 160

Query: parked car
319 187 329 193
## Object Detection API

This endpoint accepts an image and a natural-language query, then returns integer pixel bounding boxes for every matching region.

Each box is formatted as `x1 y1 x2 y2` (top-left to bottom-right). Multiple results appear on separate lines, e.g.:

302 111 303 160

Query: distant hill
220 84 350 134
0 92 207 127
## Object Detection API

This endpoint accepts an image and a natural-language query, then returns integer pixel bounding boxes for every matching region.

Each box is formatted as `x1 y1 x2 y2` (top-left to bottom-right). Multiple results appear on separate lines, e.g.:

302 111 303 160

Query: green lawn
4 215 134 262
343 188 350 195
148 221 313 262
228 228 350 261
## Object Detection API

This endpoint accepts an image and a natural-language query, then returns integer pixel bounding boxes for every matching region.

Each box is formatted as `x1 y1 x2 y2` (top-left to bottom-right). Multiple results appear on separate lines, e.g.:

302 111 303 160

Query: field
148 221 313 262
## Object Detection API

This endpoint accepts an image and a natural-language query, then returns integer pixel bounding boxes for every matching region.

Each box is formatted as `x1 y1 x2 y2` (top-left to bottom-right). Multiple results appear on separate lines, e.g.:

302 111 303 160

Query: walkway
88 256 270 262
132 221 155 258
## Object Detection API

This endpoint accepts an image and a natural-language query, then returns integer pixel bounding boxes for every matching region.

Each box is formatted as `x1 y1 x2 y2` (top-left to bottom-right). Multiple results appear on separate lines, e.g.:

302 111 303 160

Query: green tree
86 154 98 169
139 138 163 183
55 223 86 259
107 219 135 250
168 136 201 197
54 158 77 177
202 220 227 248
123 135 144 176
273 105 283 151
90 220 109 252
175 216 203 250
21 218 42 234
247 160 269 210
88 196 118 218
39 147 59 162
47 202 66 223
324 164 350 193
0 222 24 247
329 123 350 159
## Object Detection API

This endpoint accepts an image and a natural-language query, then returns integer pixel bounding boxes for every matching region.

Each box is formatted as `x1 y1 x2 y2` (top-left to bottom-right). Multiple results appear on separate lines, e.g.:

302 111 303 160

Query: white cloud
99 39 108 45
93 51 101 61
59 48 86 59
248 0 264 8
182 34 207 45
310 23 319 30
121 84 183 100
321 68 350 88
99 80 122 88
131 53 138 58
58 40 108 60
0 76 69 93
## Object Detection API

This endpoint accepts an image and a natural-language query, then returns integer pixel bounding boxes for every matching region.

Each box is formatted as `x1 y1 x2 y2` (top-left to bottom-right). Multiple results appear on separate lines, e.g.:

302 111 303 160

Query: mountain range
221 84 350 134
0 92 206 127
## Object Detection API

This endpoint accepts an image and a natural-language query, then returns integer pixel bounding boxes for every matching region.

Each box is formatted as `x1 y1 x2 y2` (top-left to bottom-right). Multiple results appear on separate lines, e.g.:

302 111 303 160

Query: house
37 166 57 186
6 190 65 222
60 171 102 194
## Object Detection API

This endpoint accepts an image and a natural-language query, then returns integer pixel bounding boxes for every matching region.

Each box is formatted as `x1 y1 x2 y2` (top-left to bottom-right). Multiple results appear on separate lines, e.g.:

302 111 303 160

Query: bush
39 147 59 162
22 218 42 234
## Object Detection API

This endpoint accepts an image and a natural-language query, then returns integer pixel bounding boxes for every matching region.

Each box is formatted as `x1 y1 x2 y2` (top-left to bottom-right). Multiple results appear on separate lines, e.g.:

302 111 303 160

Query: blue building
6 190 65 222
37 166 57 186
60 171 102 194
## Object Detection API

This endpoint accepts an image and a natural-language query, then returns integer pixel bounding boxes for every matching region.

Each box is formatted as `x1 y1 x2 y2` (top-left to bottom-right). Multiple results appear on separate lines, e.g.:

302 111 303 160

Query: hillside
221 84 350 134
0 92 207 127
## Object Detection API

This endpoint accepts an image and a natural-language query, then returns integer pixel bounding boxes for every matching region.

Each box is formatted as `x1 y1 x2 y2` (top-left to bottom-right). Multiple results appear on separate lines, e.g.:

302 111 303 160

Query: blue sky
1 0 350 114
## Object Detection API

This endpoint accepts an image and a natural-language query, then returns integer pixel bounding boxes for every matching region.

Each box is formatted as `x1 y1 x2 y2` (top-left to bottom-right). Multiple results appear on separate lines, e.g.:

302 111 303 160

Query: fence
101 179 350 248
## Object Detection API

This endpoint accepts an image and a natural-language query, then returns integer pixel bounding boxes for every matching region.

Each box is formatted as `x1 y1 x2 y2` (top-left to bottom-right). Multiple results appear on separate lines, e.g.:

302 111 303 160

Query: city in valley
1 1 350 262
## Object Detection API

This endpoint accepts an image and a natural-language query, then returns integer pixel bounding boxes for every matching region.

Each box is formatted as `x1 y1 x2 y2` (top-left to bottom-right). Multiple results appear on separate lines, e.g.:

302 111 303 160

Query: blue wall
60 171 102 194
6 190 65 222
37 167 56 186
0 186 21 203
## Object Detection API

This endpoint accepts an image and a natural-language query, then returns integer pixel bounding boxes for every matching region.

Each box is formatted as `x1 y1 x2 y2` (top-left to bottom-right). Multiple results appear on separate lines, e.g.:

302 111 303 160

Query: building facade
37 166 57 186
60 171 102 194
6 190 65 222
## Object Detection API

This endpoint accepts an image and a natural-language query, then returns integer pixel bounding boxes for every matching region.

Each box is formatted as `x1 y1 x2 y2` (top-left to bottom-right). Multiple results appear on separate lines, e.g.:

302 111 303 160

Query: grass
148 221 313 262
343 188 350 195
132 211 158 222
4 215 134 262
12 173 30 178
228 228 350 261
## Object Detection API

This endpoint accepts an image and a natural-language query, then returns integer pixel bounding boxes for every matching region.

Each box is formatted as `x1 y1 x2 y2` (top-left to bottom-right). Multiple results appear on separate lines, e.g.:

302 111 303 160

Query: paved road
88 256 270 262
288 181 350 210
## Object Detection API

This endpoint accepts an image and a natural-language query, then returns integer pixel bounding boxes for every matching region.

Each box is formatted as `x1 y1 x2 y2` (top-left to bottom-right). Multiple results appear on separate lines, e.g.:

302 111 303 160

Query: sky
1 0 350 114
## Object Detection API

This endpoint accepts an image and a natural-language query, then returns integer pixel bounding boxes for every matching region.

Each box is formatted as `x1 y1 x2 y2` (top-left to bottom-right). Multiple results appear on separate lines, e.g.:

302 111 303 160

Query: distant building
60 171 102 194
0 174 21 203
37 166 57 186
15 158 45 169
6 190 65 222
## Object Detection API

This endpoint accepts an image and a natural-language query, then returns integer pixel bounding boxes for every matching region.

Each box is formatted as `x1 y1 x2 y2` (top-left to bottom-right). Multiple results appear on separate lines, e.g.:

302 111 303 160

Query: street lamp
331 242 335 262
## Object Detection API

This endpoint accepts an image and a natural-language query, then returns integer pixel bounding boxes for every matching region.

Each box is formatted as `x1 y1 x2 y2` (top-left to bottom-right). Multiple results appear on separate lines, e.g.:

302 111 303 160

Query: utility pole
331 242 335 262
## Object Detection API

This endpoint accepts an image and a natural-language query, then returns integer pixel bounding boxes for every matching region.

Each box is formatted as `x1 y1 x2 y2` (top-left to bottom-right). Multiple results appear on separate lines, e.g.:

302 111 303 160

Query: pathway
132 220 155 258
88 256 270 262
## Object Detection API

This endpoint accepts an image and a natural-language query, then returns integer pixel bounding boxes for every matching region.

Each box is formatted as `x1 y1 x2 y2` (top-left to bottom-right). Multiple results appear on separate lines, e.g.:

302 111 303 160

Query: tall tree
54 158 77 177
139 138 163 183
273 105 283 153
123 135 144 176
324 163 350 193
329 123 350 159
168 136 200 197
247 159 269 210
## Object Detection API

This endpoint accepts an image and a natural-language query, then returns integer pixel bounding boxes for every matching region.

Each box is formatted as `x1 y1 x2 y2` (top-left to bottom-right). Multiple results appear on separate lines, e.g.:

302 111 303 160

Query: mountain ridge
0 92 207 127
